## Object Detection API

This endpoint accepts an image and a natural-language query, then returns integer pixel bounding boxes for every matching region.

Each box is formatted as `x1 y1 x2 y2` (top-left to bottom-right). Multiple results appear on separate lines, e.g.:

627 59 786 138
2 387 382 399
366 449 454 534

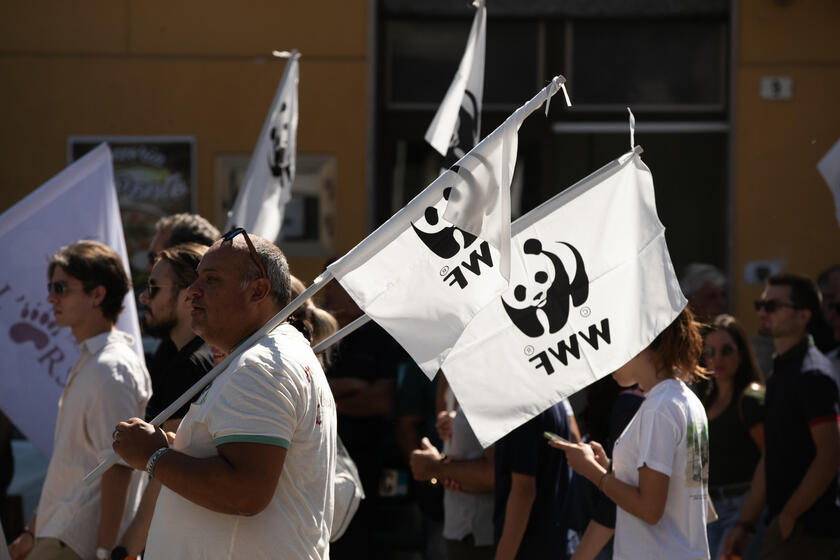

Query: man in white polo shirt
112 229 336 559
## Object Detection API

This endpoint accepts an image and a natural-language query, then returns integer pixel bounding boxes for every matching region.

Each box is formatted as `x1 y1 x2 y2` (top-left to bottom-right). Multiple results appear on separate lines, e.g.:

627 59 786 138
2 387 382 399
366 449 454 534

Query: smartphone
543 431 570 444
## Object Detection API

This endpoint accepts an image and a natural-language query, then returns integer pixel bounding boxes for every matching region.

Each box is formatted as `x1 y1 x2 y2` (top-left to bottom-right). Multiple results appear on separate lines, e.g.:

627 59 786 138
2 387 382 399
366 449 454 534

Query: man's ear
250 278 271 302
797 307 812 330
90 284 106 307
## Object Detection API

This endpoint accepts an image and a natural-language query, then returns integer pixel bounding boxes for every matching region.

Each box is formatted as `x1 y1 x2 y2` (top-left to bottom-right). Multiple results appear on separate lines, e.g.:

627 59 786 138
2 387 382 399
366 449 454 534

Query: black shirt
145 336 215 422
494 403 570 559
764 337 840 536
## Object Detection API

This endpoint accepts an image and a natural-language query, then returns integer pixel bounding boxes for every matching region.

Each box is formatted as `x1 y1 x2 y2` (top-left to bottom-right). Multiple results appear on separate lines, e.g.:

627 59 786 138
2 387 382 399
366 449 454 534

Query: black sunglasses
754 299 796 313
702 344 736 359
141 283 176 299
47 281 69 296
221 228 268 279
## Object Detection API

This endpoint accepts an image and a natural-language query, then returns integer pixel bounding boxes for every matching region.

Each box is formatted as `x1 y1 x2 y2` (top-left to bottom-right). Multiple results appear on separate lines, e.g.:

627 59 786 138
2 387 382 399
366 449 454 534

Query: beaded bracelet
145 447 171 478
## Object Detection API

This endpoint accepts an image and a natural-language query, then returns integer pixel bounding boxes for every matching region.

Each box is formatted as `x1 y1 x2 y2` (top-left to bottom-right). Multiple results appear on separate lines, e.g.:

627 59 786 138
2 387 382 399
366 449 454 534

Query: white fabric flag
817 137 840 228
329 78 567 379
442 149 687 447
226 52 299 241
0 144 144 456
425 0 486 166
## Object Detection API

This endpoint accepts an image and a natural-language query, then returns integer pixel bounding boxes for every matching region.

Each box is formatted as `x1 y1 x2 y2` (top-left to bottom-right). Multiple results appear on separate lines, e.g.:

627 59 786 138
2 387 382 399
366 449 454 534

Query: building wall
0 0 369 283
733 0 840 332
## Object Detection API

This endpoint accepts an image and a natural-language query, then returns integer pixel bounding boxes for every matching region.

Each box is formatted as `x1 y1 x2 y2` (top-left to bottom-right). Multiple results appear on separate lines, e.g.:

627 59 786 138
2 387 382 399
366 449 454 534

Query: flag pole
84 269 332 484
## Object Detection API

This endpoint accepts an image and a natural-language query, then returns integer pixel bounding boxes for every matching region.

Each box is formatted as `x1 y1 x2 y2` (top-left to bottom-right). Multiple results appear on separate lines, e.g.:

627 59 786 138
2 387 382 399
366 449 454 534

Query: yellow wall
0 0 369 284
734 0 840 331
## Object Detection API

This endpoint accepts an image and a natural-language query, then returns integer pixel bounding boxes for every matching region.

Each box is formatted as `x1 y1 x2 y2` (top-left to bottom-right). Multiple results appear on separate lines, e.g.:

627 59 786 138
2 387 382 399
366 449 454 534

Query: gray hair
239 236 291 308
680 263 726 296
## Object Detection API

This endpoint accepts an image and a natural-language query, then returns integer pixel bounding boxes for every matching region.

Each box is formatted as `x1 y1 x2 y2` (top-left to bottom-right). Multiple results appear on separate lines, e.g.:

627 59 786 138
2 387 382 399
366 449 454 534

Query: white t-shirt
612 378 710 560
36 331 151 559
144 324 336 560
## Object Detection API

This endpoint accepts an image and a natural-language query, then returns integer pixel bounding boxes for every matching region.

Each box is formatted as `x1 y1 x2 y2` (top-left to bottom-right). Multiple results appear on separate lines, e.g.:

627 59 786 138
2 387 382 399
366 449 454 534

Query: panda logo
502 239 589 338
267 101 292 187
411 181 478 260
442 90 480 170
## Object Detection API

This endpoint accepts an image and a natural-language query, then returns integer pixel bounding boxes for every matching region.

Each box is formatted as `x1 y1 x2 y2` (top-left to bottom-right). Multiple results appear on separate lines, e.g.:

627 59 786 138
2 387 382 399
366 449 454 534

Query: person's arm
334 378 395 417
719 454 766 559
777 421 840 538
599 466 669 525
114 417 286 516
571 520 614 560
409 437 494 493
118 478 162 556
97 465 133 551
494 473 536 560
7 514 36 560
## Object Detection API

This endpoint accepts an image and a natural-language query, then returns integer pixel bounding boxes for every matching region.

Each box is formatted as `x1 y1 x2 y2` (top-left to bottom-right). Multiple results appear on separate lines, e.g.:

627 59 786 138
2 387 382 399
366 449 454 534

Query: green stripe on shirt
214 434 290 448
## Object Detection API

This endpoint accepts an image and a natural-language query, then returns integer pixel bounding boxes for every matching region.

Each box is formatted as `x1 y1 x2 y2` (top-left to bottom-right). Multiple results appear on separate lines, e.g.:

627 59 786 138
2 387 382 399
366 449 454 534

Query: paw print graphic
9 298 60 350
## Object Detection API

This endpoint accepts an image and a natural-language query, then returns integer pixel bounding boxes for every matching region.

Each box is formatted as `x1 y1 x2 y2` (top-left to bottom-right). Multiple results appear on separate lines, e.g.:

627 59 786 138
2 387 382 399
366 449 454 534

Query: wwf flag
441 148 687 447
226 51 298 242
328 78 567 379
425 0 486 169
0 144 144 455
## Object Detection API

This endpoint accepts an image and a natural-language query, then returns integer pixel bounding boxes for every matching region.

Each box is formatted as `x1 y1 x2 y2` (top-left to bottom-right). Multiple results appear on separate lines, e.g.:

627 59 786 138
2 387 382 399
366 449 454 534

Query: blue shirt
494 402 570 559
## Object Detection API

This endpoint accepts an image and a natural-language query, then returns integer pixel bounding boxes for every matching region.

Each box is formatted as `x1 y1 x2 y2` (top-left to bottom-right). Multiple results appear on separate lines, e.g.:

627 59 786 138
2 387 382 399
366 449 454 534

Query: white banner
425 0 486 166
817 137 840 229
0 144 144 456
226 52 299 241
329 78 567 379
442 149 687 447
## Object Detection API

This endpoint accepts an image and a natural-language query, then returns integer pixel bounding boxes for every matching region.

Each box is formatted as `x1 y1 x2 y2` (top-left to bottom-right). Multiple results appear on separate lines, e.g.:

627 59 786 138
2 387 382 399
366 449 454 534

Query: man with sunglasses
112 230 336 559
8 241 152 560
109 243 215 560
722 273 840 559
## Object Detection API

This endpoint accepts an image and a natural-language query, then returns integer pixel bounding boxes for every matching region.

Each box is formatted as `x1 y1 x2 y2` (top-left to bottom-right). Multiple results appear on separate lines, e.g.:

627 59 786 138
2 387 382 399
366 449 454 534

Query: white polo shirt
144 323 336 560
36 330 151 558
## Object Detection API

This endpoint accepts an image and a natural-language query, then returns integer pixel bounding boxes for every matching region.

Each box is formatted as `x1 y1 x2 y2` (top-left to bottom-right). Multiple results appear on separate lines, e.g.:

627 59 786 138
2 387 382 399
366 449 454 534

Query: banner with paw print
0 144 143 456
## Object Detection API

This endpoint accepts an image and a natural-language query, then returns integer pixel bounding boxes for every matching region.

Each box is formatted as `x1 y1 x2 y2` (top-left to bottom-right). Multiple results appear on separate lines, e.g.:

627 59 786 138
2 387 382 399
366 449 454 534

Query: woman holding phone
551 308 711 560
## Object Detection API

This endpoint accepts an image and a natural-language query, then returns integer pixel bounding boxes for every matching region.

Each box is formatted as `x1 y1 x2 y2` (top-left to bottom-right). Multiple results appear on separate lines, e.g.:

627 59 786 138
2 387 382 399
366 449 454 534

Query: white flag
226 52 299 241
328 79 566 379
442 149 687 447
817 137 840 228
425 0 486 167
0 144 144 456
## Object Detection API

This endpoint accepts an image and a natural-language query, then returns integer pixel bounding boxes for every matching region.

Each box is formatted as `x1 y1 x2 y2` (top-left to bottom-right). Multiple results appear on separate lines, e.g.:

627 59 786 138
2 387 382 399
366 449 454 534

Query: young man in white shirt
113 230 336 559
7 241 152 560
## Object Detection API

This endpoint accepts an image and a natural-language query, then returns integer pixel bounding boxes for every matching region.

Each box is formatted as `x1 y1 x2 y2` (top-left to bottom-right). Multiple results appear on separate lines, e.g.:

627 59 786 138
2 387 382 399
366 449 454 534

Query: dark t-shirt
326 321 408 493
764 337 840 536
708 387 764 487
494 403 570 559
145 336 215 422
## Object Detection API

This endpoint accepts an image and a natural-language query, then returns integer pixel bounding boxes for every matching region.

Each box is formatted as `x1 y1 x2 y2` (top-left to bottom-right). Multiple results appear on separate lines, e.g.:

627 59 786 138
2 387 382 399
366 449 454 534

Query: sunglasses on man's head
702 344 736 359
754 299 796 313
47 281 69 296
221 228 267 279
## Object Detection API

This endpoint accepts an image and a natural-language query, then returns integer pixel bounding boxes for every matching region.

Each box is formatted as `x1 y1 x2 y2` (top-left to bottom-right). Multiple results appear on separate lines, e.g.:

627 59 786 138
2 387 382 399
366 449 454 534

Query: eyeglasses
47 281 69 296
754 299 796 313
221 228 267 279
141 283 176 299
702 344 736 359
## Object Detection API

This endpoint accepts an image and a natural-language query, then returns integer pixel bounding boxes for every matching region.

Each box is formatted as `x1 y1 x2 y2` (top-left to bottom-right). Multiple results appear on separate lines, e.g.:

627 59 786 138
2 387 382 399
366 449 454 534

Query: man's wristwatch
95 547 109 560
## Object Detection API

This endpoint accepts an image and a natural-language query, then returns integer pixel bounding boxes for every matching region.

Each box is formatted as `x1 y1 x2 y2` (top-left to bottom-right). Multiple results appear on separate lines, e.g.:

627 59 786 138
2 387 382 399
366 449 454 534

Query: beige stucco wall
0 0 369 283
733 0 840 331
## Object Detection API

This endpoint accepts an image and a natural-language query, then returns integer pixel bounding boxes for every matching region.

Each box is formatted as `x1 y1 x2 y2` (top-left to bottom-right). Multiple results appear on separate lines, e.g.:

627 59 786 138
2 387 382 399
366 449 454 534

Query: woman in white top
552 307 711 560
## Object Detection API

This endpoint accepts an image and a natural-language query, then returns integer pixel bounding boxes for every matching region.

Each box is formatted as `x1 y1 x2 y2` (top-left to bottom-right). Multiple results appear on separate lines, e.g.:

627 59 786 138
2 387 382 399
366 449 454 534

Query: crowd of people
1 211 839 560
